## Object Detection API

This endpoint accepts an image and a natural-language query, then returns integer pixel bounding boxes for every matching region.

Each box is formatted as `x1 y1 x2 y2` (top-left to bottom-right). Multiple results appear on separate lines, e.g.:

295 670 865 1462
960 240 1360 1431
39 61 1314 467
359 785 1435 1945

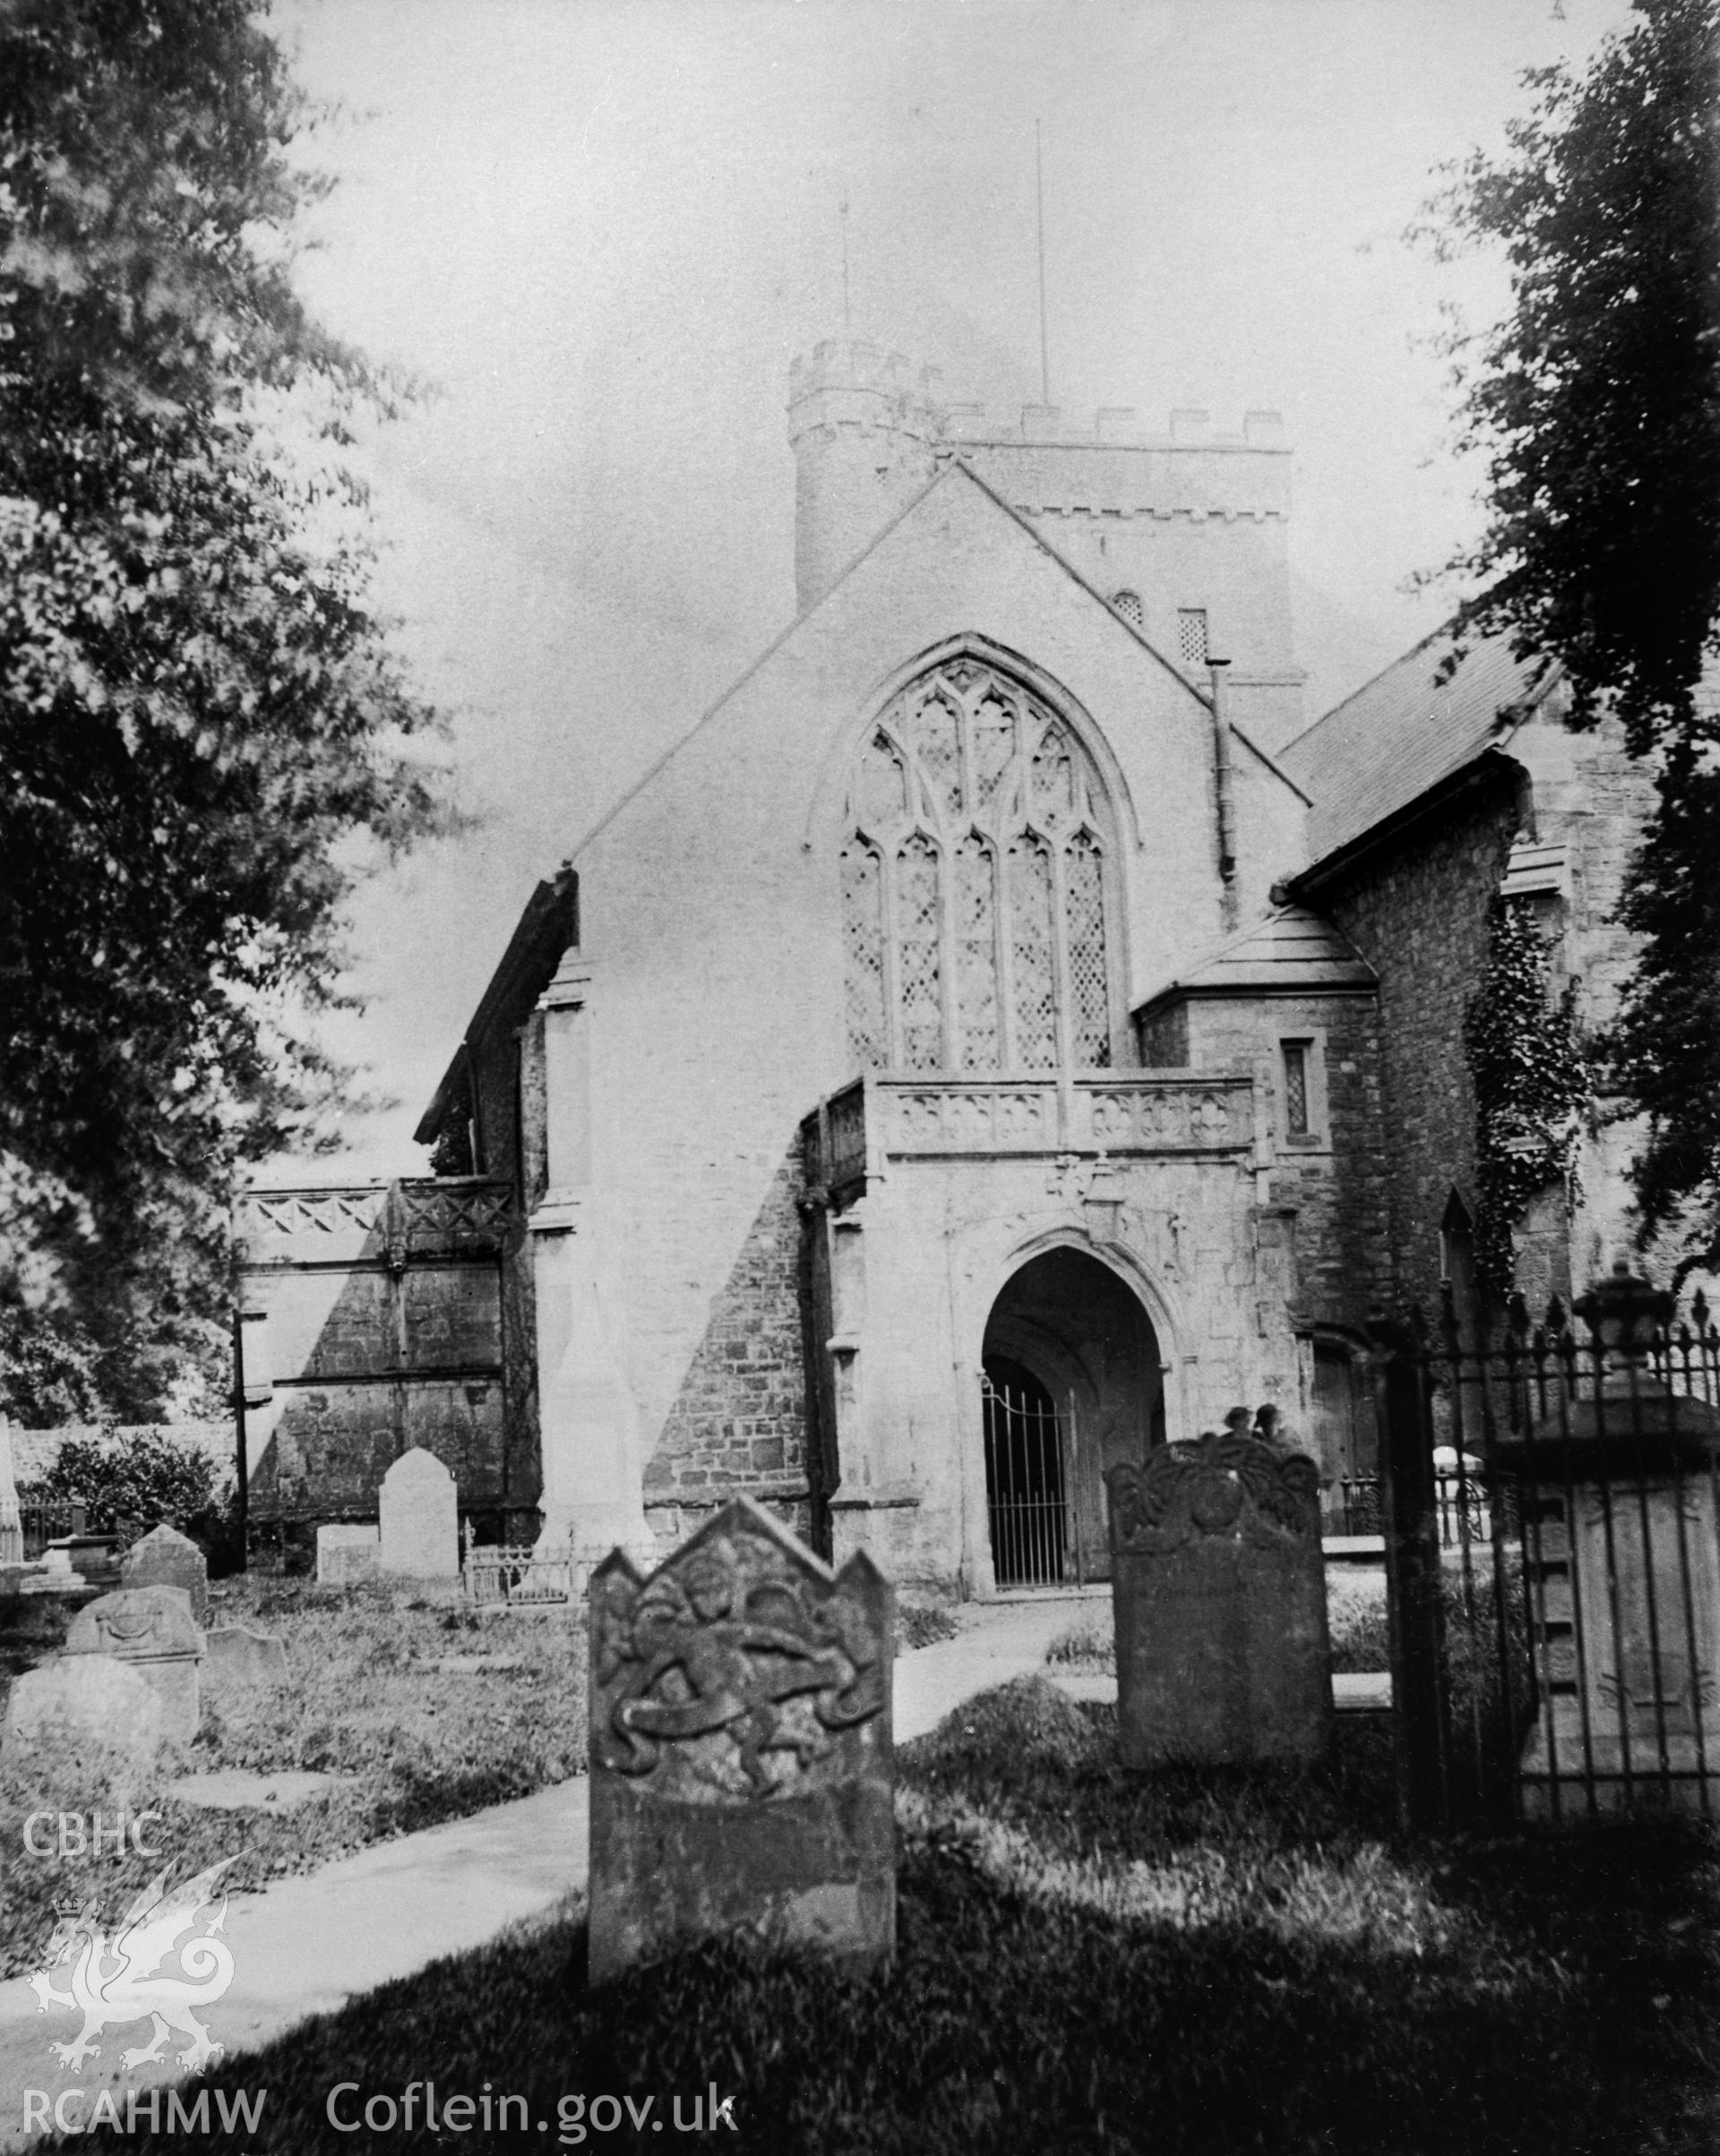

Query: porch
805 1069 1258 1200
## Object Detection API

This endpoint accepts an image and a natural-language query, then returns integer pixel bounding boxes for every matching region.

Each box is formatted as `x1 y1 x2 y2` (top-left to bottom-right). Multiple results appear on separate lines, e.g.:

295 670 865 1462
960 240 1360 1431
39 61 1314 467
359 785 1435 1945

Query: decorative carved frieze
879 1076 1251 1158
243 1190 386 1242
241 1180 512 1263
397 1180 514 1253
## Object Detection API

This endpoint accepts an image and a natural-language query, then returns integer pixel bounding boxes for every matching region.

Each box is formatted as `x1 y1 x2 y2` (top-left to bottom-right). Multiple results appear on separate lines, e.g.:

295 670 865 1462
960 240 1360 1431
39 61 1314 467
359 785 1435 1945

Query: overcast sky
271 0 1631 1180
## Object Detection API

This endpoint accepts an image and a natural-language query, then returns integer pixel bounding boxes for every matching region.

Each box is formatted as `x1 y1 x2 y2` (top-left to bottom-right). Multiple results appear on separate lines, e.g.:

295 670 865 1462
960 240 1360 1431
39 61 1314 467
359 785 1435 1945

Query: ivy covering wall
1463 895 1590 1292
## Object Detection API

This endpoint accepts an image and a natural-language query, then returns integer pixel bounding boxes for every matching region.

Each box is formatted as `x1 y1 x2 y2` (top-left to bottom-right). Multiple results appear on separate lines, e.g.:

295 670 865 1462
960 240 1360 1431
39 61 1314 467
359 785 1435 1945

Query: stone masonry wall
468 1020 543 1520
1136 998 1189 1069
641 1145 813 1550
1319 768 1524 1317
1182 991 1390 1336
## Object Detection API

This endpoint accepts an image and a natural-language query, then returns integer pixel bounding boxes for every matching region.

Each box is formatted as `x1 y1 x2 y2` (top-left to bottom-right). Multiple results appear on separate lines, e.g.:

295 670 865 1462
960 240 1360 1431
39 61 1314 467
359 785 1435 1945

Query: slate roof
1135 903 1375 1013
1279 622 1556 868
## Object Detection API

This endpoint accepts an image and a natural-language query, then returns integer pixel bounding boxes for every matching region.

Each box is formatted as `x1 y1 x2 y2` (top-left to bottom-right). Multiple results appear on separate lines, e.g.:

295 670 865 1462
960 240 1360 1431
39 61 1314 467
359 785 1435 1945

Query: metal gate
1374 1264 1720 1829
982 1366 1080 1588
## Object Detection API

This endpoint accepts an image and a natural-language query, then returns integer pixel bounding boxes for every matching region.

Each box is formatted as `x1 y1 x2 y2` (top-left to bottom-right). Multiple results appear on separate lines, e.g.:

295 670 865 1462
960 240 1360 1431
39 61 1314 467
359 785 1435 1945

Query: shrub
899 1602 961 1650
37 1427 221 1534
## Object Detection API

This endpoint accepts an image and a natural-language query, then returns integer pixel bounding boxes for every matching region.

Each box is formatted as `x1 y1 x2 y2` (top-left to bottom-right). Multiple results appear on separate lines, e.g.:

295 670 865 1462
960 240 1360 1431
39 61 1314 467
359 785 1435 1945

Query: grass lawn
1046 1567 1391 1678
0 1575 586 1978
52 1676 1720 2156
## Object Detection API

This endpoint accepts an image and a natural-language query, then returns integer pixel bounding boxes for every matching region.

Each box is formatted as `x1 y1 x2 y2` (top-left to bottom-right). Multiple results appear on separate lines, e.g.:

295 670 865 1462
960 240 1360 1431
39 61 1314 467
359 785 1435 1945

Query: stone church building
245 339 1656 1596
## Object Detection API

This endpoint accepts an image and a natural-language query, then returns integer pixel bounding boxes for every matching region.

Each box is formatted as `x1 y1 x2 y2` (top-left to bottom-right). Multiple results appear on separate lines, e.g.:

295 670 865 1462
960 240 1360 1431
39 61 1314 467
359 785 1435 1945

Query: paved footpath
0 1596 1096 2148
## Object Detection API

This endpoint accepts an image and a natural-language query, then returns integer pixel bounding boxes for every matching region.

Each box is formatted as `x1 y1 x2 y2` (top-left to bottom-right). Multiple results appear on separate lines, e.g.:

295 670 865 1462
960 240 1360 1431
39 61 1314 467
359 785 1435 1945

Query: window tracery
839 657 1118 1073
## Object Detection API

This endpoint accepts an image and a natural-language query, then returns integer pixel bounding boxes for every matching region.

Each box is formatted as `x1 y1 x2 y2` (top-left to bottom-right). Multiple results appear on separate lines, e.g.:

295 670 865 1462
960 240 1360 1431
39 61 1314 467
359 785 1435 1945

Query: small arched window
1111 589 1143 628
839 657 1117 1073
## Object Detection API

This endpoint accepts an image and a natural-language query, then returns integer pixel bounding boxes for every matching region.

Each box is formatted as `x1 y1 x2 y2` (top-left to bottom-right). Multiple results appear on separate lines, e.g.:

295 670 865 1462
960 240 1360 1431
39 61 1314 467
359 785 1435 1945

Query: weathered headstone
120 1522 210 1624
2 1654 165 1769
316 1523 380 1585
203 1624 289 1691
589 1493 894 1984
378 1448 460 1578
64 1585 204 1742
0 1415 22 1571
1105 1424 1332 1767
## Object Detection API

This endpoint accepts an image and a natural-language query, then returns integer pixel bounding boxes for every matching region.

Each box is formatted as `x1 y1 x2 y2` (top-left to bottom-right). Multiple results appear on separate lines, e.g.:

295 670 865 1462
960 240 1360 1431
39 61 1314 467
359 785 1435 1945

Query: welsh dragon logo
29 1859 236 2073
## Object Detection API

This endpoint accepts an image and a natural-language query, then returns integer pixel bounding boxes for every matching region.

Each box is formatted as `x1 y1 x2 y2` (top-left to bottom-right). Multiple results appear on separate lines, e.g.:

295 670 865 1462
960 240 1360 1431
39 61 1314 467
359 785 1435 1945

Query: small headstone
204 1624 289 1690
3 1654 165 1768
316 1523 380 1585
120 1522 210 1624
588 1493 894 1985
0 1416 22 1571
378 1448 459 1578
1106 1425 1333 1768
64 1585 204 1743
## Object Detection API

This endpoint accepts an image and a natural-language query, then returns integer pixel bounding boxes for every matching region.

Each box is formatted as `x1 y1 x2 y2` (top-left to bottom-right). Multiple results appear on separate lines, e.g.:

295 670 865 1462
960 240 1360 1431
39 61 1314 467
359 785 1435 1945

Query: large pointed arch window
839 657 1118 1073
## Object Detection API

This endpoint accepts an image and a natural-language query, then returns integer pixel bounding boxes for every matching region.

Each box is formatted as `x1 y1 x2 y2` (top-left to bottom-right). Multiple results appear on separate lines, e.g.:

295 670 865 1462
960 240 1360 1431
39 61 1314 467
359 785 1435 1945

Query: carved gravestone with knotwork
587 1495 893 1985
1105 1424 1332 1768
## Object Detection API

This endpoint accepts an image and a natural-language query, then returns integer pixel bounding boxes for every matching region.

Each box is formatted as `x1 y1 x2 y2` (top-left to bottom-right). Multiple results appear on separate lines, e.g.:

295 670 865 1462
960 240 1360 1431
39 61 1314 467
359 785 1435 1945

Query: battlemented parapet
787 346 1303 747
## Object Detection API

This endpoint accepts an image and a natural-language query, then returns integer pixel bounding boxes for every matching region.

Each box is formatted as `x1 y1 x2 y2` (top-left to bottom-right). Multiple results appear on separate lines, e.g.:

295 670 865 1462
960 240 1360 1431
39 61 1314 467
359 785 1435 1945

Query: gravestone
120 1522 210 1624
65 1585 204 1742
589 1493 894 1985
3 1654 165 1769
204 1625 290 1691
0 1416 22 1571
316 1523 381 1585
378 1448 460 1578
1105 1423 1332 1768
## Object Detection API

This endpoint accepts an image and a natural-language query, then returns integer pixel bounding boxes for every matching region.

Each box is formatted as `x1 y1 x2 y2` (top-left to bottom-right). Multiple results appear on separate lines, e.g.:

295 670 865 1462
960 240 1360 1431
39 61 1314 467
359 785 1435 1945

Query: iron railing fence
1327 1470 1487 1547
460 1521 573 1605
1329 1477 1382 1536
1373 1270 1720 1830
17 1499 149 1563
981 1374 1076 1589
19 1498 85 1561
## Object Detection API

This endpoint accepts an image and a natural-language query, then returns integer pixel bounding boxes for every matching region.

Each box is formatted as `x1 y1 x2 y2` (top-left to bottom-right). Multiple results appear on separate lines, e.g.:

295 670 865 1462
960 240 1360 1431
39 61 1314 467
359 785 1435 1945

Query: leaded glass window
1065 832 1109 1068
956 837 1000 1071
840 843 886 1070
1008 835 1057 1069
838 657 1117 1072
896 834 944 1071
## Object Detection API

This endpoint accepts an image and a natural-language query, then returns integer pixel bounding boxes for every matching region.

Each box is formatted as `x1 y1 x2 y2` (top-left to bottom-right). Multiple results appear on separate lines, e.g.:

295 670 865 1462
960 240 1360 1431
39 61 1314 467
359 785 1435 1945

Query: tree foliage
1425 0 1720 1261
37 1425 221 1533
0 0 449 1418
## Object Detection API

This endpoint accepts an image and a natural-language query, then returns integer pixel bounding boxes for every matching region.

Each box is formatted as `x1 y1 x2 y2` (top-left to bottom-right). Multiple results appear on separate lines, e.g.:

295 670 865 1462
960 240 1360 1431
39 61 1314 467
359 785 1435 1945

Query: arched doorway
980 1247 1163 1586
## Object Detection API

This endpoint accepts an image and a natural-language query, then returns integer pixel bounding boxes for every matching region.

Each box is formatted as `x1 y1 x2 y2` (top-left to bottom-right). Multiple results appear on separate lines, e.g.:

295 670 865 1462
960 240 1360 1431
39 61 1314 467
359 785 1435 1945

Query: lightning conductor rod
1035 120 1051 405
840 189 851 335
